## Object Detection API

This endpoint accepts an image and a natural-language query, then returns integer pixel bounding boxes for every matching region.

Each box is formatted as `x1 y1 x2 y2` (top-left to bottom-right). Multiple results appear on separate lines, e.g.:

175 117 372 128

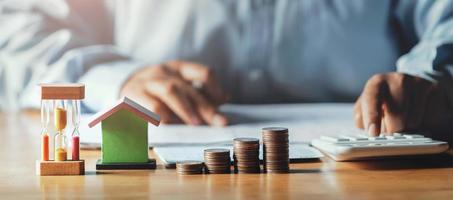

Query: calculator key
404 134 425 139
385 135 406 140
320 136 349 142
354 134 370 140
369 136 387 141
339 135 368 141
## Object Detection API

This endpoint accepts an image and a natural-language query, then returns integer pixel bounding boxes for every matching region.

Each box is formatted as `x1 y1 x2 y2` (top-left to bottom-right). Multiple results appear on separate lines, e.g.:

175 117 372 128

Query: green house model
88 97 160 170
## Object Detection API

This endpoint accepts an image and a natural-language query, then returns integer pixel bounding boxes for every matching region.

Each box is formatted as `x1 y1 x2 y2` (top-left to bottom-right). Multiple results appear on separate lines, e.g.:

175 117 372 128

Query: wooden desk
1 112 453 199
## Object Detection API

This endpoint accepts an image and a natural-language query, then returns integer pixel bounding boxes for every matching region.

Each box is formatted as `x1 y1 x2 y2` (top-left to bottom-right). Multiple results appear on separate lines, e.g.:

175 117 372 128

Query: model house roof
88 97 160 128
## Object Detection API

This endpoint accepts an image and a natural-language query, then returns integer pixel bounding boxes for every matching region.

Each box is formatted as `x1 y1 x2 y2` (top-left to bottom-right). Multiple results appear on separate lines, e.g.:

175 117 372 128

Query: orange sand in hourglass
55 107 67 130
41 134 49 161
54 107 67 161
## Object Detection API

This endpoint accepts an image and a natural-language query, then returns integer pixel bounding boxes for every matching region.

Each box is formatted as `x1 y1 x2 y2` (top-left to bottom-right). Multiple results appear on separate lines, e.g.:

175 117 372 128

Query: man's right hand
354 72 453 139
120 61 229 126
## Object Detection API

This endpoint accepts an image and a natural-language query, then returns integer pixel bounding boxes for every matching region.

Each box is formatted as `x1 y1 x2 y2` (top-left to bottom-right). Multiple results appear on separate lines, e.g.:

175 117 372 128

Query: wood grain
36 160 85 176
1 112 453 199
40 83 85 99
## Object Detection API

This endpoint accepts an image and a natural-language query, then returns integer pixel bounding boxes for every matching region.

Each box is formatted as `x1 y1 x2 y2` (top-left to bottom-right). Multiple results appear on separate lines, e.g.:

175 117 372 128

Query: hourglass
37 83 85 176
71 98 81 160
40 99 50 161
54 100 68 161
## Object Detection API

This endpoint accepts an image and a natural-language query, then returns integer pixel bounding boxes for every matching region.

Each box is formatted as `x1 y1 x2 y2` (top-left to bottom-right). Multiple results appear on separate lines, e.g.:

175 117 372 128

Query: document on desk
80 103 363 161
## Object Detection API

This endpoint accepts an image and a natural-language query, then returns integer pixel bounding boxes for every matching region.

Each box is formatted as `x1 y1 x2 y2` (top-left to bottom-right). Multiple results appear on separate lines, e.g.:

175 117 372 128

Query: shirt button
248 69 263 82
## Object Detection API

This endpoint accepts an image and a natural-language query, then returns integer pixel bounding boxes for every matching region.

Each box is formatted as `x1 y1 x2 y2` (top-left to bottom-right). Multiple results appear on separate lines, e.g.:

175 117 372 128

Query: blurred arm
396 0 453 107
0 0 143 112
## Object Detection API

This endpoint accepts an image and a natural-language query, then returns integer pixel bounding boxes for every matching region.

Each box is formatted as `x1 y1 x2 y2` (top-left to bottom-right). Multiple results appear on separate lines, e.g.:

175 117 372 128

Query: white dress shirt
1 0 453 112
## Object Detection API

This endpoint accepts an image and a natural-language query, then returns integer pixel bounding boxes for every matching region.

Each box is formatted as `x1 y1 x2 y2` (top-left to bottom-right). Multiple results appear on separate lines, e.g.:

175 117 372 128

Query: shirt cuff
397 45 453 110
79 60 145 112
396 41 444 82
439 65 453 111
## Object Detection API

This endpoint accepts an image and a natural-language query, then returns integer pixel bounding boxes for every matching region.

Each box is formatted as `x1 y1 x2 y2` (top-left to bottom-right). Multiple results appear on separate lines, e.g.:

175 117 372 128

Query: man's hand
354 72 453 137
120 61 229 126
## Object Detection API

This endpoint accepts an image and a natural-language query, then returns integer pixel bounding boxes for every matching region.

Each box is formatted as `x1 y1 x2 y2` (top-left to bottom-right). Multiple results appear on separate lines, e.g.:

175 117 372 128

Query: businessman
1 0 453 138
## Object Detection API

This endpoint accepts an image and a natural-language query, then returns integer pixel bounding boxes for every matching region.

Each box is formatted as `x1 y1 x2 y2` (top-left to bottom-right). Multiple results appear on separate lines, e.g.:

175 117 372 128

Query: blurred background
0 0 452 118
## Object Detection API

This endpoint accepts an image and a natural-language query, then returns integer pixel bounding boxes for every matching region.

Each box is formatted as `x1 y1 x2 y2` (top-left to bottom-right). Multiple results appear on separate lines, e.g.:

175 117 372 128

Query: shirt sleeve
78 60 144 112
395 0 453 106
0 0 144 111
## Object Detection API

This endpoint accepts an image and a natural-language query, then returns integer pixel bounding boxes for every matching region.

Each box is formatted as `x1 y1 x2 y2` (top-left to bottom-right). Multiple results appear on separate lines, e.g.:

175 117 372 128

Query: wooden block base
96 159 156 170
36 160 85 176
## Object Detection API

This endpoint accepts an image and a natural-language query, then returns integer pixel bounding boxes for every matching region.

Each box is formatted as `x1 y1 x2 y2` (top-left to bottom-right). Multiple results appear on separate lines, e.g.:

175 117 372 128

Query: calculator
311 133 449 161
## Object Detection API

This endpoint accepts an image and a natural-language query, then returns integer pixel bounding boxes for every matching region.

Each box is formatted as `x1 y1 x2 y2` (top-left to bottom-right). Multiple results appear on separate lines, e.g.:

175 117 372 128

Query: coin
262 127 290 173
262 127 288 134
176 161 204 175
203 148 231 174
233 137 261 173
234 138 260 143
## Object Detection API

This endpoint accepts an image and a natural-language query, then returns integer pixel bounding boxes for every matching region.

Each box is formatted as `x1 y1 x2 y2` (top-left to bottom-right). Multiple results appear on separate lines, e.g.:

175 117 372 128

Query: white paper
80 103 364 148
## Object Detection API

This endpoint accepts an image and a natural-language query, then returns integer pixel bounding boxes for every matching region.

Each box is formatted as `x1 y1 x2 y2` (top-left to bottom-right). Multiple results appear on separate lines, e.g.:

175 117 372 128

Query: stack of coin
204 148 231 174
262 127 290 173
176 161 204 175
233 138 261 173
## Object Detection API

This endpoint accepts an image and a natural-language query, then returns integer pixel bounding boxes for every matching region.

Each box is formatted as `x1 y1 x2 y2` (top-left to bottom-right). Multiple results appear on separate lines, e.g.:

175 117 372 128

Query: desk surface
1 112 453 199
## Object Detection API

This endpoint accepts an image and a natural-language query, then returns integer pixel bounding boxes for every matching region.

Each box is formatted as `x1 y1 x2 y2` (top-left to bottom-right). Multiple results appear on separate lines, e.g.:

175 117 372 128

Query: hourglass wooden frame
36 83 85 176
